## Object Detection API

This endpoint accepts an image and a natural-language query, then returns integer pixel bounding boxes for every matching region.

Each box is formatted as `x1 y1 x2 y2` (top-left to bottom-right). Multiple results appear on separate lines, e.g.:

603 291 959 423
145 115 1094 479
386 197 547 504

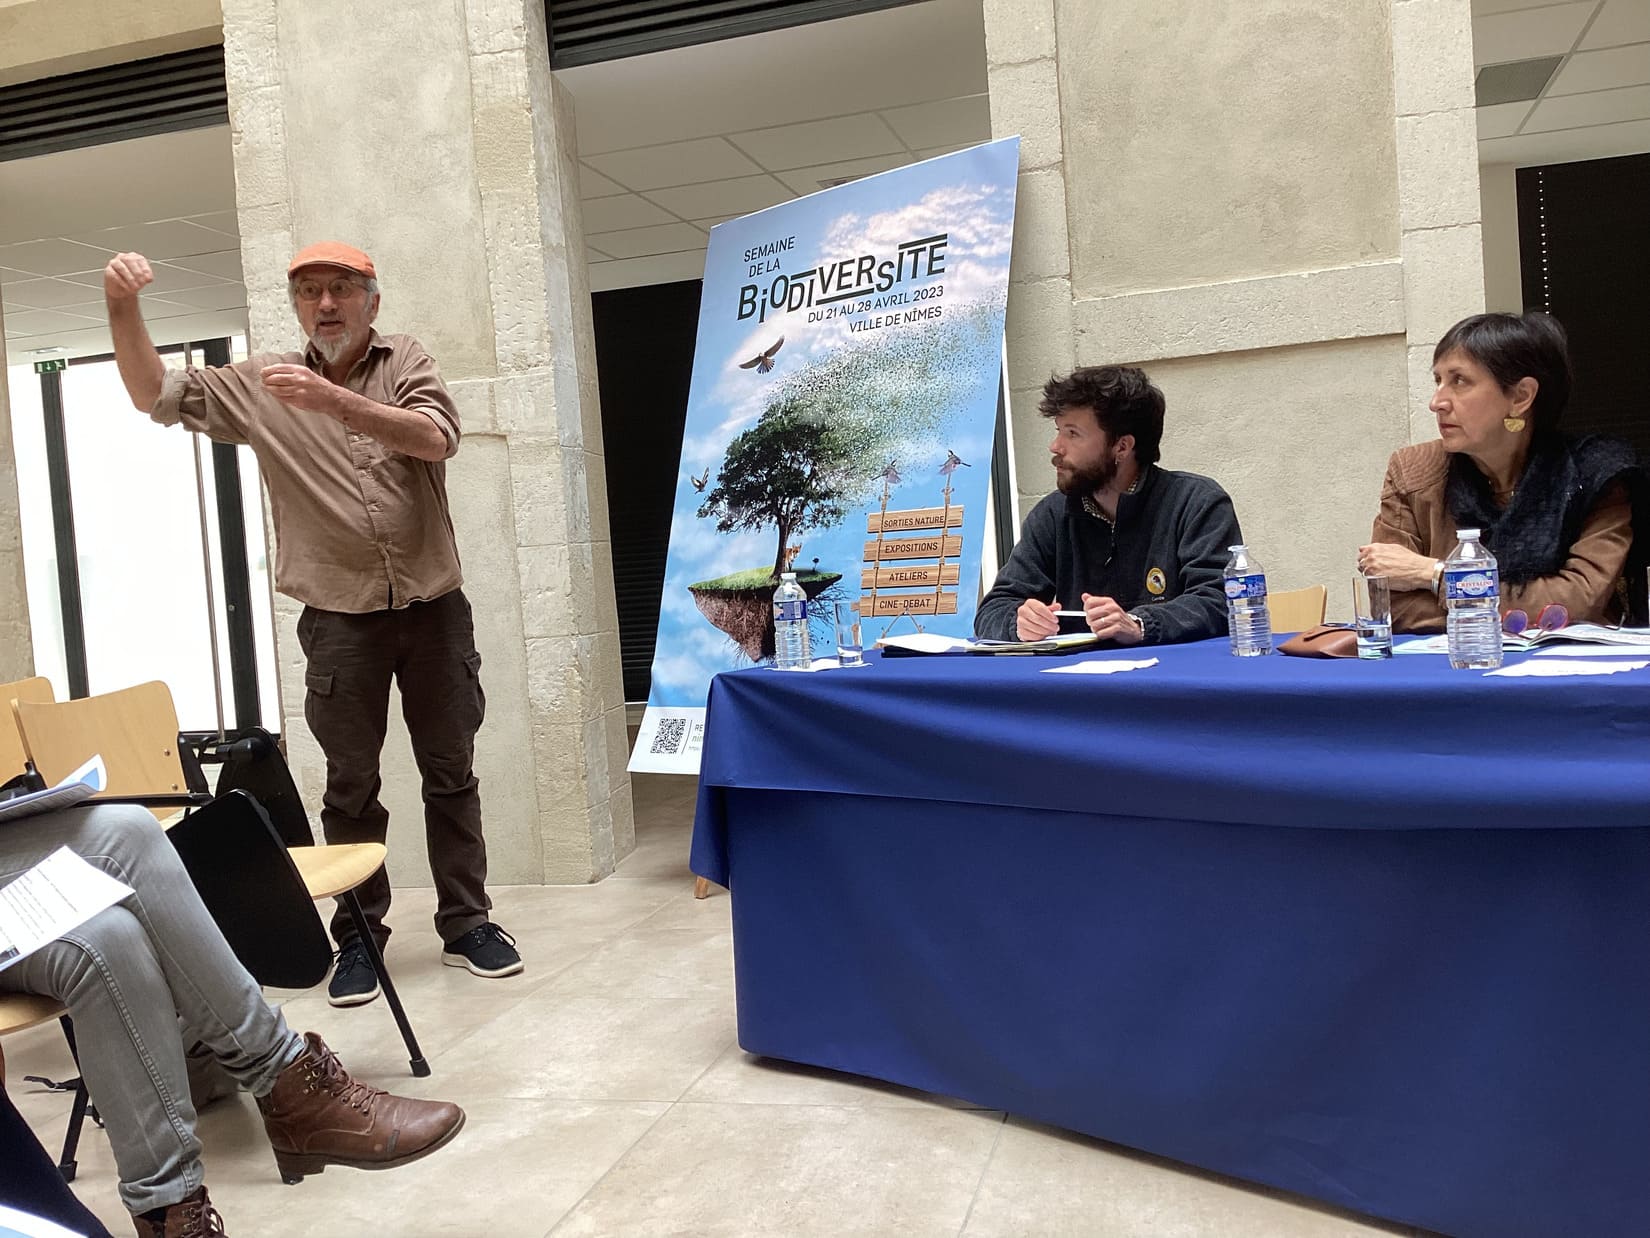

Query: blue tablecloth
691 640 1650 1238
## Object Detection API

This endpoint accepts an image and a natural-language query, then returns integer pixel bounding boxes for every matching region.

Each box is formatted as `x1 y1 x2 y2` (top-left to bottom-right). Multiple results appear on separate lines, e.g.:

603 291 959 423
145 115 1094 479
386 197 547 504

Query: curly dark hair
1038 365 1166 466
1433 312 1572 433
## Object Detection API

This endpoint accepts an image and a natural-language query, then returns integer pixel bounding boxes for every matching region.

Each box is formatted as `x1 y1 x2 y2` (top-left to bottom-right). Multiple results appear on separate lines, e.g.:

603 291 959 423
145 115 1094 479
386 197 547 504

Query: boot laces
310 1041 383 1114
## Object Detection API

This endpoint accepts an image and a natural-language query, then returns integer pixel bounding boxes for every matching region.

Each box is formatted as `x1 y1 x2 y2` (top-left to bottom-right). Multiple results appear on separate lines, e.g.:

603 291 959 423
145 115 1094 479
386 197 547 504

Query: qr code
650 717 688 755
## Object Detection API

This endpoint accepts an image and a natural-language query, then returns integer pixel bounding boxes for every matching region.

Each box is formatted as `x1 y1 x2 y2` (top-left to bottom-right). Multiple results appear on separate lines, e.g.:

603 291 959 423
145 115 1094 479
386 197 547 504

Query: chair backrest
0 677 54 780
165 790 333 990
1270 585 1328 633
13 681 197 799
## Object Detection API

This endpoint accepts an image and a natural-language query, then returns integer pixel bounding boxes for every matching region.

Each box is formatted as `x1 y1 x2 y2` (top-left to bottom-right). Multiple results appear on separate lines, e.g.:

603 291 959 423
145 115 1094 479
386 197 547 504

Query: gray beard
310 330 353 364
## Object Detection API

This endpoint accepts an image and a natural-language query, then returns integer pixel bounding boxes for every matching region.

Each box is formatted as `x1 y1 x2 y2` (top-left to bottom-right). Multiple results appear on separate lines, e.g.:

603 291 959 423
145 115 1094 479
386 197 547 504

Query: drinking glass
834 601 867 668
1352 574 1393 660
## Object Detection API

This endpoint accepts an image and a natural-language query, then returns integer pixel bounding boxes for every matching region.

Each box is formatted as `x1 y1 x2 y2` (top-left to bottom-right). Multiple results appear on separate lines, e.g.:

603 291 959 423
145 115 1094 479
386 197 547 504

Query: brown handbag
1277 624 1359 658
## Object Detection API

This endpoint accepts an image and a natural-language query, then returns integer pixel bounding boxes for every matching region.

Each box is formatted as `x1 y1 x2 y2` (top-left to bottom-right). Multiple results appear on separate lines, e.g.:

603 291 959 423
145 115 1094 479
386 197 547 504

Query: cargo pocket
303 667 335 741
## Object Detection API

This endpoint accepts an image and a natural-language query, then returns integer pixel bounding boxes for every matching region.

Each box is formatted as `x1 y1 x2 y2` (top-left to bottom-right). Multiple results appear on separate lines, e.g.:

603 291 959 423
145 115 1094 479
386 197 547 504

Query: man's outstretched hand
104 252 154 302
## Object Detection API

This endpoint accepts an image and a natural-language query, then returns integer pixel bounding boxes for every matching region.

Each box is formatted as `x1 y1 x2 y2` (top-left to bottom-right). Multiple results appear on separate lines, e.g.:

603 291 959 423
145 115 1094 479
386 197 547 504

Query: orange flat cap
288 241 376 279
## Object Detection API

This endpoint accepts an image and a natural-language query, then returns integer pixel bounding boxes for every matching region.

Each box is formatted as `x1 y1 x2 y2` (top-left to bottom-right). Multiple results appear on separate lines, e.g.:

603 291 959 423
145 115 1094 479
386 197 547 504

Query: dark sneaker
441 923 523 978
327 940 381 1008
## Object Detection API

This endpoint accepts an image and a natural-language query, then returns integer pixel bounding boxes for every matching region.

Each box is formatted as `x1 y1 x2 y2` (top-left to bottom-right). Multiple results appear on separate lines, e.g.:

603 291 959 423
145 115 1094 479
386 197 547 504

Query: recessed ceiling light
25 346 68 356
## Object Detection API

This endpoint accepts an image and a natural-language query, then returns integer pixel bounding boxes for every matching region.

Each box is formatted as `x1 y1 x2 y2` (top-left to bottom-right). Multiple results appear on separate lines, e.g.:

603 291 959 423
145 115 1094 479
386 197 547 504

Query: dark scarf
1445 432 1639 586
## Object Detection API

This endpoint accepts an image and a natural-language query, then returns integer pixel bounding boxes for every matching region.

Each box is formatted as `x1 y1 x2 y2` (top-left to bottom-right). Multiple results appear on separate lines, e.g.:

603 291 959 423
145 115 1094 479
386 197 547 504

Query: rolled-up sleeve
149 362 258 446
1372 456 1445 634
391 344 461 459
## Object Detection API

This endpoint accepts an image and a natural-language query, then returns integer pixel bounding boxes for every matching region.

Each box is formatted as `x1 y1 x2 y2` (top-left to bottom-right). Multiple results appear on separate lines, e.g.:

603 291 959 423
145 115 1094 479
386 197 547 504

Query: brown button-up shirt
151 330 463 614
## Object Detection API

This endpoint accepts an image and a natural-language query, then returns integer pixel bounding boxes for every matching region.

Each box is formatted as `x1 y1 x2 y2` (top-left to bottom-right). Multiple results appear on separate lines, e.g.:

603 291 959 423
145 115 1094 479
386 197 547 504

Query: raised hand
104 252 154 301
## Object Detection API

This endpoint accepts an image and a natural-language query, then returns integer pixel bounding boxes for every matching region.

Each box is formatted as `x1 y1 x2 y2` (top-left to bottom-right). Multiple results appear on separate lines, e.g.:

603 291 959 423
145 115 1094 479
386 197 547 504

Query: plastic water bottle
772 572 812 669
1444 528 1502 669
1223 544 1272 657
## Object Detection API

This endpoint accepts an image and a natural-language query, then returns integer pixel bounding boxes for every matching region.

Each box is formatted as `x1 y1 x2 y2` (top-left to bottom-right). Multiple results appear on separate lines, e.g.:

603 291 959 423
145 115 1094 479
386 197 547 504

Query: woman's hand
1357 543 1437 591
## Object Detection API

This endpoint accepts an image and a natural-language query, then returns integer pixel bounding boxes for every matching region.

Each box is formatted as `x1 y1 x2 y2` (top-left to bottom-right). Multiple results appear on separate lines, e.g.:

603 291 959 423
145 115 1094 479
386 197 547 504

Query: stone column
983 0 1484 606
221 0 631 883
0 316 36 683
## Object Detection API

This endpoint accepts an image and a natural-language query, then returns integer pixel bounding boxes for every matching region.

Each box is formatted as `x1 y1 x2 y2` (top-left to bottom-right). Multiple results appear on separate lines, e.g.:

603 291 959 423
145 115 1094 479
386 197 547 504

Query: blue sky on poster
649 139 1019 702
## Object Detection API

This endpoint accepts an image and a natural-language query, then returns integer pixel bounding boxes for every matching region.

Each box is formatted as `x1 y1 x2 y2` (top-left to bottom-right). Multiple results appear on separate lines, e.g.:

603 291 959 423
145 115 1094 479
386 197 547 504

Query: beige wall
223 0 630 884
0 299 33 683
985 0 1485 615
0 0 221 85
1479 163 1525 313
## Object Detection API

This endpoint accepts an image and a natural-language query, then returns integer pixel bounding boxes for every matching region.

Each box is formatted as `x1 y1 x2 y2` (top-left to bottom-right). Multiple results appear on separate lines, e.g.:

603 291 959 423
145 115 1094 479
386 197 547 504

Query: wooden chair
1269 585 1328 633
13 682 430 1076
0 676 95 1181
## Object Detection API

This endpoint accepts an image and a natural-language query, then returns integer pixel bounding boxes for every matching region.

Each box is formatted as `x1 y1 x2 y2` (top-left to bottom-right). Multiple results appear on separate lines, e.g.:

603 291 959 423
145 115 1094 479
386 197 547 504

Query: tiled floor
7 773 1423 1237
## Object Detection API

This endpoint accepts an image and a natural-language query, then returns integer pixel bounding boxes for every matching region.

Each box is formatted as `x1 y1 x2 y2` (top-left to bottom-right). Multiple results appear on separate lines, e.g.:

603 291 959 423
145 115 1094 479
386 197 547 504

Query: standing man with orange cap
103 243 522 1004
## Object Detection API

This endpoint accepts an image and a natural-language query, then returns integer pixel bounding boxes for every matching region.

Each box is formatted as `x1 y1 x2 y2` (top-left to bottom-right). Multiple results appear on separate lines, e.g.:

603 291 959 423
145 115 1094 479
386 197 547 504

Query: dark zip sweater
975 464 1242 645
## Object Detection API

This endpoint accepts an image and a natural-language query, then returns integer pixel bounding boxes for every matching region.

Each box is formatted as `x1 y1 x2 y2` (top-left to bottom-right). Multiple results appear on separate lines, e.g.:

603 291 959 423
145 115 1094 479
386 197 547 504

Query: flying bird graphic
939 450 970 477
881 462 902 486
689 467 710 492
738 336 785 374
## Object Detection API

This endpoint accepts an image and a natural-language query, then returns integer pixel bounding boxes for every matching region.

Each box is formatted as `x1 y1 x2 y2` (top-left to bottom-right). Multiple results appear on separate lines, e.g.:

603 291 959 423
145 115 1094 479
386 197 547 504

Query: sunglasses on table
1502 603 1568 636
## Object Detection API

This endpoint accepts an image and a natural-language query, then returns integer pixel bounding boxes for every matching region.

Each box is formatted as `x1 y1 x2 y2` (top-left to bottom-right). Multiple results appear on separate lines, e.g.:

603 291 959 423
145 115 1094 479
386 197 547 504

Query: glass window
6 363 70 700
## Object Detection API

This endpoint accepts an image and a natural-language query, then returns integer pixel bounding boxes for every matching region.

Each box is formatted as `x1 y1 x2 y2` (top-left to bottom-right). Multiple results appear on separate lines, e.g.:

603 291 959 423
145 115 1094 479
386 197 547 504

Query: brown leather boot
256 1032 464 1184
131 1186 226 1237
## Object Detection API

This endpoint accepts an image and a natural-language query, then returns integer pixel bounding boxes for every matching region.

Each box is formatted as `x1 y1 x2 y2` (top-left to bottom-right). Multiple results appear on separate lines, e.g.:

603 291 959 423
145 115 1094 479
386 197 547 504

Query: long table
690 639 1650 1238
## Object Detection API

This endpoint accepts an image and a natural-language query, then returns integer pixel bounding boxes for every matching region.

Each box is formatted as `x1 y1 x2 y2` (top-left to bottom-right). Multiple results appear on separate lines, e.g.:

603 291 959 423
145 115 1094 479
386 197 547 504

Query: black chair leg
343 892 430 1077
56 1016 90 1183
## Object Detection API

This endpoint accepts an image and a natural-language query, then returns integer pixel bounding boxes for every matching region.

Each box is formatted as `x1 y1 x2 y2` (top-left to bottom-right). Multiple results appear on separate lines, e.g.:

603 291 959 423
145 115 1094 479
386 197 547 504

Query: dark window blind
1517 154 1650 462
593 279 702 701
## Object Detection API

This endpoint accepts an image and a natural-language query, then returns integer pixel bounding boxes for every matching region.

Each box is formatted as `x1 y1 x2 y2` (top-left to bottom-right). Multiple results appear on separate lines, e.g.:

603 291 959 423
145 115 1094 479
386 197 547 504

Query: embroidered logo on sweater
1146 567 1166 595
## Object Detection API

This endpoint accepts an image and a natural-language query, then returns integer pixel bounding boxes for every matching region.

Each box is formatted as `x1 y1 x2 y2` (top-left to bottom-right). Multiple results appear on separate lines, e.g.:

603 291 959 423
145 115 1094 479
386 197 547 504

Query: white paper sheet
1484 660 1648 678
875 633 975 654
0 846 134 973
1042 657 1160 675
1532 645 1650 658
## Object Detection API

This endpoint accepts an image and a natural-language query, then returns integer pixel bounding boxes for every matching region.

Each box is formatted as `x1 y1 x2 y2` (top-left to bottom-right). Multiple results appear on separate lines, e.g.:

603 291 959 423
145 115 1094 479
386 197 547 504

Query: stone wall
983 0 1485 613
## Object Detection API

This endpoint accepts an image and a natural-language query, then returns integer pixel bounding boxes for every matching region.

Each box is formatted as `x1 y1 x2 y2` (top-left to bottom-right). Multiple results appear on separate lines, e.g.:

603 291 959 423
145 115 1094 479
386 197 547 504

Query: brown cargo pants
296 588 491 949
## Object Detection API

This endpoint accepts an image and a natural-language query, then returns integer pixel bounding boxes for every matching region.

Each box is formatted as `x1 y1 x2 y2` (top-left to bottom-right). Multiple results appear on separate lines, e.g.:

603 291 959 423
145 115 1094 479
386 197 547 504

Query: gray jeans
0 804 303 1215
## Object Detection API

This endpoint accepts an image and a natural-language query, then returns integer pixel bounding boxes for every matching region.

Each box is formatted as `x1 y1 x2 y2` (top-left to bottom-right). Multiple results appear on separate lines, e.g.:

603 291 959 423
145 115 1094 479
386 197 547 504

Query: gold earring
1503 416 1526 433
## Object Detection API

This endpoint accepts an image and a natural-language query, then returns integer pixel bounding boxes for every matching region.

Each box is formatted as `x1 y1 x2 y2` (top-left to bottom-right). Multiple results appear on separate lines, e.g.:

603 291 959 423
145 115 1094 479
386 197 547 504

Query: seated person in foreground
975 365 1242 645
0 803 466 1237
1360 312 1640 633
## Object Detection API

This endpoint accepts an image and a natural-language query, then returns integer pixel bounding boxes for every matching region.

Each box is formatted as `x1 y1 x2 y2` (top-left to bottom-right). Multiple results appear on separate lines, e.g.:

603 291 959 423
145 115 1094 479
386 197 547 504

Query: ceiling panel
645 175 794 219
584 136 762 189
1522 83 1650 130
580 194 678 232
148 283 249 312
730 113 906 170
0 237 114 277
583 221 707 259
3 277 115 310
65 219 234 263
160 249 244 281
1472 2 1595 63
1579 0 1650 49
880 95 991 150
3 307 105 336
1548 43 1650 94
1477 100 1536 137
579 164 628 198
1478 115 1650 161
774 152 910 196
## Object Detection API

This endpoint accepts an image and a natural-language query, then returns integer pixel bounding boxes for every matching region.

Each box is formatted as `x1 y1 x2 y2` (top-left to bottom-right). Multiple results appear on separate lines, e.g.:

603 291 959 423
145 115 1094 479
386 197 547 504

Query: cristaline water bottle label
774 599 807 622
1224 574 1267 600
1444 568 1499 601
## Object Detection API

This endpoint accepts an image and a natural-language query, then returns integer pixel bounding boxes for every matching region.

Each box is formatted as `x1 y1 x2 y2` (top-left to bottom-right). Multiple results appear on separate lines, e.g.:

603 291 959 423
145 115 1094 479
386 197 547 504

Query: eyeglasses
292 277 368 302
1503 603 1568 636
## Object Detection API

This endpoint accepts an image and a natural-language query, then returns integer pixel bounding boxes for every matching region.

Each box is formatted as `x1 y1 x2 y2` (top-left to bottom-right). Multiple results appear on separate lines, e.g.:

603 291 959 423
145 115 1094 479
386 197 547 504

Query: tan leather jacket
1371 440 1632 633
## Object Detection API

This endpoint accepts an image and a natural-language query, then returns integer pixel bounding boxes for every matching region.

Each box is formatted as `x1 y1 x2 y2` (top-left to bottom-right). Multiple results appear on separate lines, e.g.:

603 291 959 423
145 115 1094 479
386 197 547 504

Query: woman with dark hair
1359 311 1641 633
